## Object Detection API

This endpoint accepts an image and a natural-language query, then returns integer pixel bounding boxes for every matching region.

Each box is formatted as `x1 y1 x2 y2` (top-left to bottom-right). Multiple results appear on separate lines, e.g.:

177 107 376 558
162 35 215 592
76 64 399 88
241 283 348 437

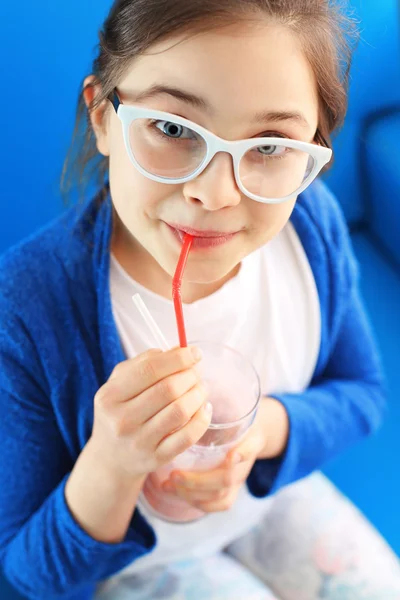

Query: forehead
120 22 319 129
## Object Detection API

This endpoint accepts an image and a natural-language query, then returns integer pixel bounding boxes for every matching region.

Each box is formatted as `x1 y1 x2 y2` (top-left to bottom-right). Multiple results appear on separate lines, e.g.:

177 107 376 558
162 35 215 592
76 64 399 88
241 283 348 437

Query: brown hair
61 0 358 206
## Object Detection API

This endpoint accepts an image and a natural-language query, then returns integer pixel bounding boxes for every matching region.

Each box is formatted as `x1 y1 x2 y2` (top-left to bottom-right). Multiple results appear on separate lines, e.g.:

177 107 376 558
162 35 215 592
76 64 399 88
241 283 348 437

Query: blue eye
155 121 196 139
258 145 278 155
257 145 287 156
255 131 290 157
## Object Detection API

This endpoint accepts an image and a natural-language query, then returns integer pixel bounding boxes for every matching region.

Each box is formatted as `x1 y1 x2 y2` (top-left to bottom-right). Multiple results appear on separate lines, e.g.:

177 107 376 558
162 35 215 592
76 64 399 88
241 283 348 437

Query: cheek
108 127 141 195
250 200 296 243
108 126 176 220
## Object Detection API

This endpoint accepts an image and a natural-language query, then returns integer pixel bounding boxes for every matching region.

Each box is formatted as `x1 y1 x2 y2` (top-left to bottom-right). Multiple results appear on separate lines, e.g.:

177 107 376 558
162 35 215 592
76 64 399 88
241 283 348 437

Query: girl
0 1 399 599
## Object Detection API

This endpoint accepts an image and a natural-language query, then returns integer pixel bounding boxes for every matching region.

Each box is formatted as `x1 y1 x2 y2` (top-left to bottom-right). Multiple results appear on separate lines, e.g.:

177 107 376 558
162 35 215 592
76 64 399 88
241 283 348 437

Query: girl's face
89 21 319 290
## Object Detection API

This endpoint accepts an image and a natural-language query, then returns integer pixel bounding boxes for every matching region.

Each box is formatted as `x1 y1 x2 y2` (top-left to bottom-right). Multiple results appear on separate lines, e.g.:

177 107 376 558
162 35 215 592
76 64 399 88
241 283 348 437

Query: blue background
0 1 399 598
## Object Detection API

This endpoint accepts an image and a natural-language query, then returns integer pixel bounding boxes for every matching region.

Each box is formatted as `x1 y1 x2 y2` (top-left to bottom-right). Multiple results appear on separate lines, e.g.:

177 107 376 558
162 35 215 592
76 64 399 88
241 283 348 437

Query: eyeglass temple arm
107 89 121 113
315 128 331 149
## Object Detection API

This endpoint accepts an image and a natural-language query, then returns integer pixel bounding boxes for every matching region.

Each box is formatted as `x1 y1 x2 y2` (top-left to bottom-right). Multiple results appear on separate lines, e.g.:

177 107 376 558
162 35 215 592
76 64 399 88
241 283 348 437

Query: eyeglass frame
107 89 333 205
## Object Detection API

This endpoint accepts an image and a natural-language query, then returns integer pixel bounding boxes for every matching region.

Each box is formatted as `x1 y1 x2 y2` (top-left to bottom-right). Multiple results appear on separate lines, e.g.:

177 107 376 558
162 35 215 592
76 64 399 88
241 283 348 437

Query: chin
157 245 242 286
181 262 238 285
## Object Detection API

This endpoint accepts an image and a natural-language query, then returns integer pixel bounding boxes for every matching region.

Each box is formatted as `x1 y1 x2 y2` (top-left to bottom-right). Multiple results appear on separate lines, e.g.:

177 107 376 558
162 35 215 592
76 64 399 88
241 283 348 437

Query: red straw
173 234 193 347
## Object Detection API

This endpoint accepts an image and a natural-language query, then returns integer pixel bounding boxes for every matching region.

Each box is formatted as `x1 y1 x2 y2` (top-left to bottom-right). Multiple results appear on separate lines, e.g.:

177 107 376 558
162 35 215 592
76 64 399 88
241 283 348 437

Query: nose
182 152 242 211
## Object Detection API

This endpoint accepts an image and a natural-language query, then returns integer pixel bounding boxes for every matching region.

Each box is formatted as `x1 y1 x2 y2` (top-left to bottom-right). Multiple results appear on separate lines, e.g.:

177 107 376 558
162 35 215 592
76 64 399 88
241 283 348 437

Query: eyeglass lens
129 118 315 199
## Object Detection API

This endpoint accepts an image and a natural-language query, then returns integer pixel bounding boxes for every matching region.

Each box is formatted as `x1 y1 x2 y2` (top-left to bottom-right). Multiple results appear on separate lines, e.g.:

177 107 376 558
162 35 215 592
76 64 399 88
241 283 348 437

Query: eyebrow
122 84 311 129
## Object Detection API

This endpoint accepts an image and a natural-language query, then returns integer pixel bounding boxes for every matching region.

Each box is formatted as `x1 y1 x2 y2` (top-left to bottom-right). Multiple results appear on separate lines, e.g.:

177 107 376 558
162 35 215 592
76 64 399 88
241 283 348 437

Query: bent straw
172 234 193 348
132 293 170 351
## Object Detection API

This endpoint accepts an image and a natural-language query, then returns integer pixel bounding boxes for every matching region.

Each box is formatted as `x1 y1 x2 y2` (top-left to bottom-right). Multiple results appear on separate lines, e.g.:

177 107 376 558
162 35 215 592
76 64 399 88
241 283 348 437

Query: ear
83 75 111 157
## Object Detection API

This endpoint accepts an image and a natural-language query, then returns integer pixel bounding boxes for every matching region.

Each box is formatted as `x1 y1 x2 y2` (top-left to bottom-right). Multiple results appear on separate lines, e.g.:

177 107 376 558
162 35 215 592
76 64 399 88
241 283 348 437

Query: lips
165 223 239 249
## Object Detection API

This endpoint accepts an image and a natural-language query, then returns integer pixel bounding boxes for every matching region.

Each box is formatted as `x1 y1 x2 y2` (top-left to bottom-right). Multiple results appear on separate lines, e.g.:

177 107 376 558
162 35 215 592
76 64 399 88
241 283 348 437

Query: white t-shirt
106 221 321 581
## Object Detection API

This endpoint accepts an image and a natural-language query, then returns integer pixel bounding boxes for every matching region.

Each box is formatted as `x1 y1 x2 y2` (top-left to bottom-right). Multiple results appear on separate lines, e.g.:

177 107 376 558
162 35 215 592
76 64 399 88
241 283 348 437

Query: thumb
227 432 259 465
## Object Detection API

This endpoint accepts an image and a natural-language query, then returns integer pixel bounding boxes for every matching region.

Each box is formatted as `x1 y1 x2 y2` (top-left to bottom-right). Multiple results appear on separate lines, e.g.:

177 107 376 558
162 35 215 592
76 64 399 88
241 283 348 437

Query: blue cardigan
0 181 386 600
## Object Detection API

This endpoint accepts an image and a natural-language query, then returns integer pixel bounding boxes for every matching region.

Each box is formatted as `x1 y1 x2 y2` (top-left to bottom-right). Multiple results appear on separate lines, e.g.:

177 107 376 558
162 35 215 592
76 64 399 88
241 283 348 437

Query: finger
164 482 228 505
102 345 202 403
135 367 201 423
148 383 208 440
226 431 263 465
109 348 161 384
196 487 240 514
154 400 212 463
170 461 250 492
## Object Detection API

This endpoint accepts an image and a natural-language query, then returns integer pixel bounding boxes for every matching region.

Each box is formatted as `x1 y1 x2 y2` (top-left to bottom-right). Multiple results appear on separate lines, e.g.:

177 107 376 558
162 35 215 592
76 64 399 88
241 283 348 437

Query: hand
90 346 212 480
162 397 289 513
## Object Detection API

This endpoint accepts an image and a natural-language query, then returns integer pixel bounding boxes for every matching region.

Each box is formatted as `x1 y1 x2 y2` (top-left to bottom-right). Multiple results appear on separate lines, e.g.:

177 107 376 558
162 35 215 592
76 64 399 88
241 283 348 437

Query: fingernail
190 346 203 362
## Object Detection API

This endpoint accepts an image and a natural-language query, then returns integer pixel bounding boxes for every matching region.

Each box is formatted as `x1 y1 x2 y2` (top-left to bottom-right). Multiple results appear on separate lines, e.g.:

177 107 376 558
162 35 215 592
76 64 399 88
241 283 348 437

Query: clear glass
139 341 260 524
239 145 314 199
129 118 207 179
129 118 314 199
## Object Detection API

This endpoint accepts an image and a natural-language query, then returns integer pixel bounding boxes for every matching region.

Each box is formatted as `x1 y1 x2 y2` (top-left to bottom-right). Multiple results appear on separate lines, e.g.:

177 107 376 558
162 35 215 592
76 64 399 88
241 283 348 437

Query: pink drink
140 342 260 523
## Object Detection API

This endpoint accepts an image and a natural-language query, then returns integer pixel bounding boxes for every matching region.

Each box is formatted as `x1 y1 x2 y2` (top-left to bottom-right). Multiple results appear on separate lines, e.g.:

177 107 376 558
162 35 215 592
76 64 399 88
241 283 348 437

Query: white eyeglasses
108 90 332 204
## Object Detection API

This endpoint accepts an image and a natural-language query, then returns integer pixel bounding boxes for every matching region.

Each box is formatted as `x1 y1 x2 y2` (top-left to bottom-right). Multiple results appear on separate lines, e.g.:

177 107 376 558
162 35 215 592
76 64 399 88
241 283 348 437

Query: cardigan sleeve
247 186 387 498
0 297 155 600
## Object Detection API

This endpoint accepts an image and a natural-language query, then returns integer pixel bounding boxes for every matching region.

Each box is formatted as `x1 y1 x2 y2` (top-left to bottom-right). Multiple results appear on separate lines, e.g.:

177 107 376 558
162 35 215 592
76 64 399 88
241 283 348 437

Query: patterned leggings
96 473 400 599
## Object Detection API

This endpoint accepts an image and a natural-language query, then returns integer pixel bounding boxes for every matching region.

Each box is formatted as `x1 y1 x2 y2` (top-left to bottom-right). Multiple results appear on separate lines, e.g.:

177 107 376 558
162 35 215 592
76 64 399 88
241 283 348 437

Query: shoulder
0 196 97 314
0 195 100 367
0 195 103 390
